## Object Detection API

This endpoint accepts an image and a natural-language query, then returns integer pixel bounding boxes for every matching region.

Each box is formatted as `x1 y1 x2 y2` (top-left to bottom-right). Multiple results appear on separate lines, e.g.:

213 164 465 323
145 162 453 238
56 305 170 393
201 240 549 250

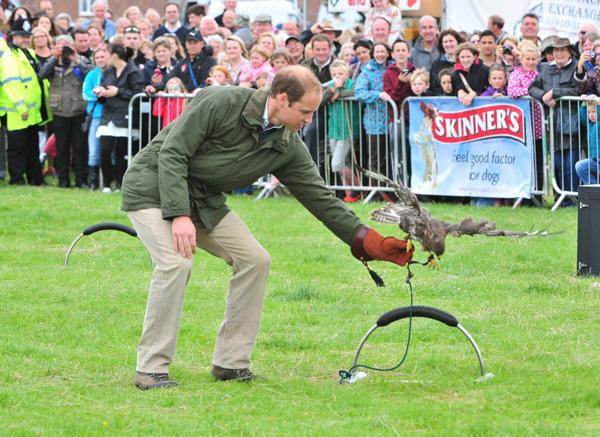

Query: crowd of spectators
0 0 599 204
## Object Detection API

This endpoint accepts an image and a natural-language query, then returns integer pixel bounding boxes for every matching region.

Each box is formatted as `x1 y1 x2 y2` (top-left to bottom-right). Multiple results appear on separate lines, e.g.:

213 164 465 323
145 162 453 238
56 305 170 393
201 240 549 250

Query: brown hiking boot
211 365 256 382
134 372 178 390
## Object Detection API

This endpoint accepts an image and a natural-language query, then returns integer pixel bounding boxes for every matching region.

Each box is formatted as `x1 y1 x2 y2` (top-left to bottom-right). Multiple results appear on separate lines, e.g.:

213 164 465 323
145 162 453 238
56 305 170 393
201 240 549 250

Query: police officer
3 17 51 186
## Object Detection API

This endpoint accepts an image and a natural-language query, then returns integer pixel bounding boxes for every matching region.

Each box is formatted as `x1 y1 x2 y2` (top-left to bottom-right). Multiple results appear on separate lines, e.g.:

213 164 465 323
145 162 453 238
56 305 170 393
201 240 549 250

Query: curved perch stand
343 305 494 384
64 222 141 266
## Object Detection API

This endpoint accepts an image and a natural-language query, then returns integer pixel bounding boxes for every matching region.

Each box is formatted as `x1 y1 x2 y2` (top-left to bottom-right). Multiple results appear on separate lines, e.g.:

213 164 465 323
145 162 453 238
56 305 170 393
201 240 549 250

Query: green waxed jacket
121 86 363 245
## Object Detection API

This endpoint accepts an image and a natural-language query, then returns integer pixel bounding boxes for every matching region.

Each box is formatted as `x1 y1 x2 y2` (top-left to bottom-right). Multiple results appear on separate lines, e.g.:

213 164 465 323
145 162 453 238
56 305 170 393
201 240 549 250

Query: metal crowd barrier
550 96 597 210
399 96 549 208
304 96 400 202
126 92 401 202
126 92 196 165
128 92 597 211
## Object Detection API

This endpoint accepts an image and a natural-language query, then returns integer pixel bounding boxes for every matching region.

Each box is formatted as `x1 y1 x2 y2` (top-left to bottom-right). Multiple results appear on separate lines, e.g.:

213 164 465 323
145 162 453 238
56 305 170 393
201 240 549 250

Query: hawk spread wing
362 169 550 259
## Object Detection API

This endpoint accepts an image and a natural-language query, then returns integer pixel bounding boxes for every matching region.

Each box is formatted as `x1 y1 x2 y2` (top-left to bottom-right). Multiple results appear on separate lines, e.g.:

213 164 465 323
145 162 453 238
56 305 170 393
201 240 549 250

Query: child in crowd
238 46 273 87
324 59 361 202
254 72 270 89
270 49 292 72
152 77 188 128
575 97 600 184
268 49 293 83
508 42 543 202
438 68 454 96
409 68 432 97
473 65 509 206
481 64 508 97
206 65 231 86
363 0 402 45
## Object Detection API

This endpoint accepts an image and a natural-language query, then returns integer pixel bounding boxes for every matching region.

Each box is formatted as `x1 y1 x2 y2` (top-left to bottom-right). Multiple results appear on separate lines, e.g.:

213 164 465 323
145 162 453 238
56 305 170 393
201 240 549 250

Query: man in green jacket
122 65 413 390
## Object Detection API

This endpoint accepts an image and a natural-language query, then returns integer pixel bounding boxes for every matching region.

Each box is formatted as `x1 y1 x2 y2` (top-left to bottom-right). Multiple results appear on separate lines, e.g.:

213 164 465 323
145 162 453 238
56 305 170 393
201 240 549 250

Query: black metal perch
342 305 494 383
64 222 144 266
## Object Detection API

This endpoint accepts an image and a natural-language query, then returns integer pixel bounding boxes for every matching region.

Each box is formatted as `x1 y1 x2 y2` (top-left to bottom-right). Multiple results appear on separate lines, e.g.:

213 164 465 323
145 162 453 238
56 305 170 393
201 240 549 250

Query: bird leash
339 256 434 384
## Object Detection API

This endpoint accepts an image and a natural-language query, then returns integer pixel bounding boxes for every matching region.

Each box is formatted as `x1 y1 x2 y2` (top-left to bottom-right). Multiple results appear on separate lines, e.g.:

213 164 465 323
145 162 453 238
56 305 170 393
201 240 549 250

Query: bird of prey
362 169 549 265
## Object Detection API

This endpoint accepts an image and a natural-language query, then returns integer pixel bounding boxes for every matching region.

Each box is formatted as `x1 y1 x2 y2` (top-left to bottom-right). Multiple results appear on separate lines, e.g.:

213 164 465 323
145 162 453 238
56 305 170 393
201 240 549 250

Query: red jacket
383 62 415 118
152 96 187 128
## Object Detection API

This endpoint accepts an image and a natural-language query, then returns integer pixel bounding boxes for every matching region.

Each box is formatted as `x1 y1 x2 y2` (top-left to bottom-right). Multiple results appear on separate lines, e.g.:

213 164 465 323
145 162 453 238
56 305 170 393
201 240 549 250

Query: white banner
531 0 600 39
327 0 370 13
327 0 420 13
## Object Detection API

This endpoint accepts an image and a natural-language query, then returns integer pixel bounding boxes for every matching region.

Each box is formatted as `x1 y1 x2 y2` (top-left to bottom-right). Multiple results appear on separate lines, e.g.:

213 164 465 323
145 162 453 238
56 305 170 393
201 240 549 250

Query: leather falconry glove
351 225 414 267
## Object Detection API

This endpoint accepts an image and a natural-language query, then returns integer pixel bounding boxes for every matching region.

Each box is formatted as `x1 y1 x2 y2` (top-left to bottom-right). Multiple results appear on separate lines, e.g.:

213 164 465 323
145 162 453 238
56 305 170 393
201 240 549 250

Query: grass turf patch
1 186 599 435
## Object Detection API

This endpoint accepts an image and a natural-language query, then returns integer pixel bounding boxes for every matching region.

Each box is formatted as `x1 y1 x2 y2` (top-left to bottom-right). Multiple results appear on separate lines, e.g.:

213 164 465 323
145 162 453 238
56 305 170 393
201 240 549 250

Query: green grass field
1 186 599 435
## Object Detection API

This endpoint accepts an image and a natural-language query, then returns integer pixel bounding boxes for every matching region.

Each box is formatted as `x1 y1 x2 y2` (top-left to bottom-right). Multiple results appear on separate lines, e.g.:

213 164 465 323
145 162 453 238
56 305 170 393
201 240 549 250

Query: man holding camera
3 17 50 186
38 35 92 188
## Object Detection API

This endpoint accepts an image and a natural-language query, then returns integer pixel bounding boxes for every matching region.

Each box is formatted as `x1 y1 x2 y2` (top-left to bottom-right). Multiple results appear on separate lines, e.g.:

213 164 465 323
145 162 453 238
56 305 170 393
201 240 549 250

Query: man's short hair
71 26 89 38
522 12 539 22
187 4 205 17
55 34 74 46
270 65 321 105
489 15 504 29
373 15 391 28
164 2 180 12
310 33 331 47
419 15 438 30
354 39 373 52
479 30 496 41
91 0 108 10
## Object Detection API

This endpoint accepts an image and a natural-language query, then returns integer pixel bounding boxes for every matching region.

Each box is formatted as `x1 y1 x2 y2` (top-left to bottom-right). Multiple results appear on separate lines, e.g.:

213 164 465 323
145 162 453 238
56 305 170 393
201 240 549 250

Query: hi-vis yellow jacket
0 40 51 131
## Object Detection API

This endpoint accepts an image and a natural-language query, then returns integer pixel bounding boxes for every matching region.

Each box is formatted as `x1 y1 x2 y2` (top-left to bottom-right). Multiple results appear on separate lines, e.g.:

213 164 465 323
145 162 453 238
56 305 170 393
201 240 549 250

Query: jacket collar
241 89 292 149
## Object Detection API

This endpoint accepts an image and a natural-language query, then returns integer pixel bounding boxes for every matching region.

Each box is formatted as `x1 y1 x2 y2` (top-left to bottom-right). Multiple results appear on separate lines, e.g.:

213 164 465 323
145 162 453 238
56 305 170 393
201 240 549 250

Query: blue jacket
82 18 117 40
82 66 104 119
581 105 599 160
355 59 390 135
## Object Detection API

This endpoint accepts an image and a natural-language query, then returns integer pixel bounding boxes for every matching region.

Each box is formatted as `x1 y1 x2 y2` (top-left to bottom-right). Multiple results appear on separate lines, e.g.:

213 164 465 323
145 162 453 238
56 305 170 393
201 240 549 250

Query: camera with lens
585 50 596 72
502 45 513 55
61 46 74 57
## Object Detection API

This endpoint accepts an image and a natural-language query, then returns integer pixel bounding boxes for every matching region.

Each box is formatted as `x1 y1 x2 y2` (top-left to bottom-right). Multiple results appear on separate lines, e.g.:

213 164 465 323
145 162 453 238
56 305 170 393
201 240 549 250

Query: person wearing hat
2 16 51 186
0 37 22 181
121 65 414 389
251 14 272 42
285 36 304 64
529 36 579 204
299 20 341 55
540 35 558 64
147 29 216 94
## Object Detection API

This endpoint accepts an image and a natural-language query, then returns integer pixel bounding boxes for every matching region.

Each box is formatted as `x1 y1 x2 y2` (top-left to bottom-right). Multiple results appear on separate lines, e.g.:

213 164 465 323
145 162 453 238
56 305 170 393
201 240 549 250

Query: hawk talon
406 239 413 252
427 257 440 269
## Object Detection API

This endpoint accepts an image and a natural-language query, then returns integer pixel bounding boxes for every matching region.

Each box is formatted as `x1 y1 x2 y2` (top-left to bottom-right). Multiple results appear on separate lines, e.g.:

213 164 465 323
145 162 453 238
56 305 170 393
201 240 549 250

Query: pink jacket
238 61 273 85
508 67 543 139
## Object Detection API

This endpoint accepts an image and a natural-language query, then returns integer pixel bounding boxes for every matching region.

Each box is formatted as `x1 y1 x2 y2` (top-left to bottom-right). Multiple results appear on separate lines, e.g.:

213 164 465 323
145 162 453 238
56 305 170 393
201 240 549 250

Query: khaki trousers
128 208 271 373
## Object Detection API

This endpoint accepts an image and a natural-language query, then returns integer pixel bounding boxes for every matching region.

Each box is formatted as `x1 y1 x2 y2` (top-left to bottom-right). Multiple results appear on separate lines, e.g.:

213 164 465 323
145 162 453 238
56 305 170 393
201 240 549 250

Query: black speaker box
577 185 600 275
